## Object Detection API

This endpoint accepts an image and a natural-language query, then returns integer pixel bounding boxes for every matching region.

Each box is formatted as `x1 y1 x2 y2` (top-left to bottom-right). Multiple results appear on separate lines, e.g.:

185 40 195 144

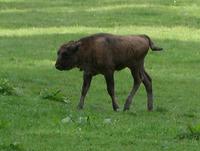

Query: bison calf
55 33 163 111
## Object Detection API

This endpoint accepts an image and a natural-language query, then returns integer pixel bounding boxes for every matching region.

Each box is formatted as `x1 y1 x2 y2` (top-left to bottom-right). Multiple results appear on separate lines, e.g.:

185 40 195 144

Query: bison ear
69 41 81 53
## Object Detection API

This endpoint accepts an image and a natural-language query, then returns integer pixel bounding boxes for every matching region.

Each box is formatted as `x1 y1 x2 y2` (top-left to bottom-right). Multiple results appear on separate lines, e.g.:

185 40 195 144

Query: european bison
55 33 163 111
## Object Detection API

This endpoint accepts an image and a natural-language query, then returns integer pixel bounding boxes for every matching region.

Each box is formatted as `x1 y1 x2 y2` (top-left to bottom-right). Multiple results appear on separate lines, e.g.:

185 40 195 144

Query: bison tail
142 35 163 51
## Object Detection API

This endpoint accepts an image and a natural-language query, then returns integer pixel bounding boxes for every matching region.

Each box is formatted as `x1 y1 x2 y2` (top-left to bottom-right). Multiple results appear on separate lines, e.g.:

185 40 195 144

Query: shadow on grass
0 1 200 29
1 32 200 62
1 0 200 9
155 106 168 114
182 112 196 117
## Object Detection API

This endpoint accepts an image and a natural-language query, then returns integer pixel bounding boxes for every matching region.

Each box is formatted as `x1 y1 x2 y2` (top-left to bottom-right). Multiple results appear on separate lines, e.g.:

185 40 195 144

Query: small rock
77 116 88 124
61 116 72 123
103 118 112 124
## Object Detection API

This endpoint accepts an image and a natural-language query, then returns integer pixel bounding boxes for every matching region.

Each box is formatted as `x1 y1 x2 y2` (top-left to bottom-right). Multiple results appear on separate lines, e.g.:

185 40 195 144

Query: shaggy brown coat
55 33 163 111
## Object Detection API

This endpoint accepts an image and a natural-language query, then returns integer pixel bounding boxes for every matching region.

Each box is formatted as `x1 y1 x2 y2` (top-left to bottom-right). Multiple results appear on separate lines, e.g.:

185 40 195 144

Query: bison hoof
77 104 84 110
147 107 153 111
113 104 119 112
113 107 120 112
123 106 130 111
147 104 153 111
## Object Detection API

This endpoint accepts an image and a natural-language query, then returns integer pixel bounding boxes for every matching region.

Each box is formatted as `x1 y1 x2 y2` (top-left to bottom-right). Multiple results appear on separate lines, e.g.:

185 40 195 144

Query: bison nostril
55 63 64 71
55 63 60 69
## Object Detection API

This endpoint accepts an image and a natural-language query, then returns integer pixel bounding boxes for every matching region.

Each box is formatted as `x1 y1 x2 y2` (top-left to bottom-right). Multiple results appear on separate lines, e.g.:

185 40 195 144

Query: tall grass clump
177 124 200 140
0 78 15 95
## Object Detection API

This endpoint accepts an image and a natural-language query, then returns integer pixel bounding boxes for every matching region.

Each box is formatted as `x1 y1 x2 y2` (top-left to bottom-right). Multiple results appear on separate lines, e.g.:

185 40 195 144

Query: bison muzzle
55 33 163 111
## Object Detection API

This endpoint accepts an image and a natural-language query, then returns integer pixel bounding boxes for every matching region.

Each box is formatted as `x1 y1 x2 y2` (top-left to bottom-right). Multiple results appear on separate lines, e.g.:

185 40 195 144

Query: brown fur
55 33 163 111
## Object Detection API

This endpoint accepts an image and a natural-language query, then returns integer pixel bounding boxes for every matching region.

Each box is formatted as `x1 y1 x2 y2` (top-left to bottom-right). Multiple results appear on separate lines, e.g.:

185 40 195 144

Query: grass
177 124 200 140
0 78 15 95
0 0 200 150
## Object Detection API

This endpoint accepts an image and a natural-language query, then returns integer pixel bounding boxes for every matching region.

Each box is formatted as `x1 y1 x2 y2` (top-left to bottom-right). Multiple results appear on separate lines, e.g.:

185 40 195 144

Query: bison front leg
104 71 119 111
77 72 92 110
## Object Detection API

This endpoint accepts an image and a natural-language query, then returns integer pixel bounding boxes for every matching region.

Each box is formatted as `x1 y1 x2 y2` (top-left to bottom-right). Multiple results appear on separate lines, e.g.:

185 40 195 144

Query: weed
0 142 24 151
177 124 200 140
39 88 71 104
0 78 15 95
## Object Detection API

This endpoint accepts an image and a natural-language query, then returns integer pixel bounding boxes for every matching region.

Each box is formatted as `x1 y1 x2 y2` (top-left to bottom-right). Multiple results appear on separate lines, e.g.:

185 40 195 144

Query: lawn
0 0 200 150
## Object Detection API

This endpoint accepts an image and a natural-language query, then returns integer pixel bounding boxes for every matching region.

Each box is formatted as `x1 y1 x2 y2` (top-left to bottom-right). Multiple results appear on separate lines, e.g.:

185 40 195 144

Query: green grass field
1 0 200 150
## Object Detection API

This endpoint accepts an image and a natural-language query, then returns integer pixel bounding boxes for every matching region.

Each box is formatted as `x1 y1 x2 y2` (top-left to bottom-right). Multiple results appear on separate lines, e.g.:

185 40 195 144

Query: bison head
55 40 81 71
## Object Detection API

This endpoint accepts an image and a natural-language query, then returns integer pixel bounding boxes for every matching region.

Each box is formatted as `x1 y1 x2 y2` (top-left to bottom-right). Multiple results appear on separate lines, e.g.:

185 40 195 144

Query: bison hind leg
123 66 142 111
142 69 153 111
